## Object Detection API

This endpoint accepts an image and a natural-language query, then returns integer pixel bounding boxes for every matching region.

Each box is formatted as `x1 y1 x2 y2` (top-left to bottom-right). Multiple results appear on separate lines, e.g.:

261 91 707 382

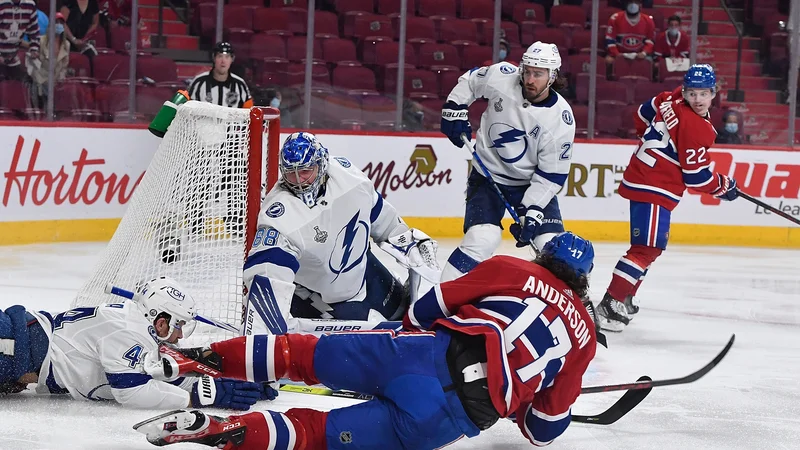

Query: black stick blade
573 376 652 425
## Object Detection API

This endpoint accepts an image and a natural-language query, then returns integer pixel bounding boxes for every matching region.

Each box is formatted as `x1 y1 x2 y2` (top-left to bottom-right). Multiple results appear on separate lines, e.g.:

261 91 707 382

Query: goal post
72 101 281 340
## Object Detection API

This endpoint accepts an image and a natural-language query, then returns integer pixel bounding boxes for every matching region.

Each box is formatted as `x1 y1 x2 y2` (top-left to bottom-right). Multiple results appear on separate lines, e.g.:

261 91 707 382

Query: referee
187 42 253 109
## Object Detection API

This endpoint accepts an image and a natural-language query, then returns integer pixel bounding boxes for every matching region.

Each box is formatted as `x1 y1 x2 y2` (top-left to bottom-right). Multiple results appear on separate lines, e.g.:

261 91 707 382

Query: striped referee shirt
187 70 252 108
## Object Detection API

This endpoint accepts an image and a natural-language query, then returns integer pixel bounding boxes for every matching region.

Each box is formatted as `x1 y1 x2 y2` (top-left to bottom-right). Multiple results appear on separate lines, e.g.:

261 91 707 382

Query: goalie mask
279 131 330 208
136 276 197 340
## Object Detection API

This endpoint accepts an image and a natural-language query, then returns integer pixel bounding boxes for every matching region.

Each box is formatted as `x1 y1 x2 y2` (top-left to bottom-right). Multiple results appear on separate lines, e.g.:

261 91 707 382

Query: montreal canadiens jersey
35 302 194 408
245 157 406 311
605 12 655 56
447 62 576 209
653 31 690 59
619 86 721 210
404 255 596 446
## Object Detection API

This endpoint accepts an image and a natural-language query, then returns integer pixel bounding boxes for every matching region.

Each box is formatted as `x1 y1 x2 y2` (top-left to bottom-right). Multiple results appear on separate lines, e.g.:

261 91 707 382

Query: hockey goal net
72 101 280 341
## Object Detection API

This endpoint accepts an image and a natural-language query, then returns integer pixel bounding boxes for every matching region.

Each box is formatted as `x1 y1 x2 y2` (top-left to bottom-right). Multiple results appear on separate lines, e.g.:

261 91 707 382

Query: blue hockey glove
441 101 471 148
509 206 544 248
260 382 279 401
712 174 739 201
191 375 262 411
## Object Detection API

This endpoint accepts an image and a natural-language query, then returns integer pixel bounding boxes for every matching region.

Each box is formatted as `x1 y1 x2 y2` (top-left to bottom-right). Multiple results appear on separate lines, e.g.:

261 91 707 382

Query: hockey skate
623 295 640 316
597 293 631 333
133 409 246 447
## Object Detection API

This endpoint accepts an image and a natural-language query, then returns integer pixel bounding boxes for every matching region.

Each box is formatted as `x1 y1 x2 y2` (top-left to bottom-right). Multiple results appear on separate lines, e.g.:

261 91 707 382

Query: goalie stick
580 334 735 394
278 379 650 425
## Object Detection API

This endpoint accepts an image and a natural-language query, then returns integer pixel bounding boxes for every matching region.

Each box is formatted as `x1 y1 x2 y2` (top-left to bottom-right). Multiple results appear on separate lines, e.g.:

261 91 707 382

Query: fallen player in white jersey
241 131 441 335
0 277 275 410
440 41 577 282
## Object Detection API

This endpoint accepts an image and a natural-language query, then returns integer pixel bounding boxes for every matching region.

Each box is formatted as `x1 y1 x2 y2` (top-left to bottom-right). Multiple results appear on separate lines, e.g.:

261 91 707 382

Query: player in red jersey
132 232 598 450
604 0 655 63
596 64 740 332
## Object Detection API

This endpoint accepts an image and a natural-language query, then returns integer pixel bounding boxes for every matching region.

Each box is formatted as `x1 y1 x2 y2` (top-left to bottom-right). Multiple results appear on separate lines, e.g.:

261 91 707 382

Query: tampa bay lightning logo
328 211 369 282
266 202 285 218
499 64 516 74
488 123 528 163
334 156 351 168
562 110 573 125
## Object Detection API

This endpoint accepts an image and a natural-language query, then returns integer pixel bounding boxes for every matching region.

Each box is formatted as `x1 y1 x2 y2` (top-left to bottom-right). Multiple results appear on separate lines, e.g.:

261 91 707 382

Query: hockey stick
737 190 800 226
279 379 649 425
580 334 735 394
105 285 240 334
572 376 652 425
459 133 538 252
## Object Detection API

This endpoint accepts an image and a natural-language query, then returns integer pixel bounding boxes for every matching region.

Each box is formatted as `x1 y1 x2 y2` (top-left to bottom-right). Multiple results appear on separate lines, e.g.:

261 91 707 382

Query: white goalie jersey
32 302 194 408
243 156 408 333
448 62 576 209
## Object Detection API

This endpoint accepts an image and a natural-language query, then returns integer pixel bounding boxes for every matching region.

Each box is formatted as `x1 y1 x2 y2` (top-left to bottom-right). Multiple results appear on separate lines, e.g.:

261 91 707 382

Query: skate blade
133 410 197 446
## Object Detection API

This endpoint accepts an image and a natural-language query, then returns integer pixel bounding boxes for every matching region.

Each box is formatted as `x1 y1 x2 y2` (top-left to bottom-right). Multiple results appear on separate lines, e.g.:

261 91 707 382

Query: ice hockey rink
0 239 798 450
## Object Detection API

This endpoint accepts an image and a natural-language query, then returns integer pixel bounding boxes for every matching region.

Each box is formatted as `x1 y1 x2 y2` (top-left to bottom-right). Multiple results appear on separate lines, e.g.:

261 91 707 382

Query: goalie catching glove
378 228 441 282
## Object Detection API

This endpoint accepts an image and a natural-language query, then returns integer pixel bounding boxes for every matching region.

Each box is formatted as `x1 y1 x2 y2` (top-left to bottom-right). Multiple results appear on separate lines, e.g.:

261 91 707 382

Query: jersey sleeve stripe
370 191 384 223
637 98 657 124
522 404 571 446
682 168 714 187
106 372 152 389
243 248 300 274
533 168 568 187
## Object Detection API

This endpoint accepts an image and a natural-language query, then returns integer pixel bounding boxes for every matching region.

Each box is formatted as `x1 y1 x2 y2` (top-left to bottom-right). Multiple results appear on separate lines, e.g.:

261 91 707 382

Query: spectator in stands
27 12 70 108
98 0 131 47
0 0 40 81
653 15 689 60
481 38 512 67
605 0 655 64
259 86 293 127
402 98 424 132
61 0 100 62
187 42 252 108
716 111 743 145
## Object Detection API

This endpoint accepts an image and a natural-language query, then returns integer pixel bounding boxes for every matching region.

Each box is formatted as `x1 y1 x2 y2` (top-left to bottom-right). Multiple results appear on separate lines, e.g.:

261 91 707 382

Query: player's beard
523 83 547 103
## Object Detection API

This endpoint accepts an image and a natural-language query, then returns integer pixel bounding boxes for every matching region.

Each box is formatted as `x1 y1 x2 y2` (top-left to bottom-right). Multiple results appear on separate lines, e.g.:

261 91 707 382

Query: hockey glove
441 101 471 148
379 228 440 280
711 174 739 201
191 375 262 411
509 206 544 248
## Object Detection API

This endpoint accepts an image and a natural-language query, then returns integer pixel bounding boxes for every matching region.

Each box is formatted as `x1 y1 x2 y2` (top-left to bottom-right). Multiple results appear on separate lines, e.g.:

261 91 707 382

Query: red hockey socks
225 409 327 450
607 245 662 302
210 334 320 384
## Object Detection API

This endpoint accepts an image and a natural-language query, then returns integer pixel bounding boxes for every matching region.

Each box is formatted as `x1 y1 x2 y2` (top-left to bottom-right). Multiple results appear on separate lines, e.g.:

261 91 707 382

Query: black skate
623 295 640 315
581 299 608 348
133 409 246 447
597 293 631 333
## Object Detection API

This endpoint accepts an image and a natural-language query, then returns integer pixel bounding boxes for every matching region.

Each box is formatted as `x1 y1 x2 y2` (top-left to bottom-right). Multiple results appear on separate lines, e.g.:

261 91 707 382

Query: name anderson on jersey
522 275 592 349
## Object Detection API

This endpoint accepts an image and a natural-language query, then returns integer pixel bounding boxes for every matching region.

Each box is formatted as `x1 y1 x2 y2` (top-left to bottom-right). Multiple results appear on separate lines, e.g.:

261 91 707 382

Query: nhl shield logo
314 226 328 243
494 97 503 112
339 431 352 444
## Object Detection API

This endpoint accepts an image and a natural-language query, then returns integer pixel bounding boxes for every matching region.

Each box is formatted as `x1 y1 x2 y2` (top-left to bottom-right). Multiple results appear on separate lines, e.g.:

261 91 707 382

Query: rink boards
0 123 797 248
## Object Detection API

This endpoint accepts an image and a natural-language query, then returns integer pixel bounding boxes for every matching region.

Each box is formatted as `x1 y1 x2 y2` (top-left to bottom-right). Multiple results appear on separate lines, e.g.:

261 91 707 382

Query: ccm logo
223 421 242 432
314 325 363 332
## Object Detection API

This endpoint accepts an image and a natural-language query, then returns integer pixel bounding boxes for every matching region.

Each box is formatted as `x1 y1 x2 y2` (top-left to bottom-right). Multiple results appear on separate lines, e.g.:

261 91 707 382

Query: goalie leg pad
440 224 501 282
243 275 294 335
209 334 320 385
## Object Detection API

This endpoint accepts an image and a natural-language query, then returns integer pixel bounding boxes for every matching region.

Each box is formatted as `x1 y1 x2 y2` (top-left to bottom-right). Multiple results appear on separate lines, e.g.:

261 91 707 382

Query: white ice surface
1 240 799 450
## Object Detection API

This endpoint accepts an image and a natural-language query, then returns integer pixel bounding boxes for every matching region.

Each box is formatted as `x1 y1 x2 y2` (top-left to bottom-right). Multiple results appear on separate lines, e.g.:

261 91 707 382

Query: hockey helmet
541 232 595 277
683 64 716 91
279 131 330 208
136 276 197 340
211 41 235 59
520 41 562 87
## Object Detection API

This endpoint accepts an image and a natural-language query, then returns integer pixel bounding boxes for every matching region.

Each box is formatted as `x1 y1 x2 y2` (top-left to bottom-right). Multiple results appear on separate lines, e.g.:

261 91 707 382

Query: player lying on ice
242 131 440 335
595 64 740 332
134 232 598 450
0 277 275 410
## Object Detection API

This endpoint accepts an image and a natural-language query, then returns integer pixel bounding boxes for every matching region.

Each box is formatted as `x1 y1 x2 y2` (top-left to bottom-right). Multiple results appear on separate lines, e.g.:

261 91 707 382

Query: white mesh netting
73 101 271 342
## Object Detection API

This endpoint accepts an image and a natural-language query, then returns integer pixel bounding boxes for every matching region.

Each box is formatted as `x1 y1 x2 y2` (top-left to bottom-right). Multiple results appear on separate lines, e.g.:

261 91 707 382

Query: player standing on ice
596 64 740 332
0 277 274 410
439 41 576 282
241 131 441 335
134 232 598 450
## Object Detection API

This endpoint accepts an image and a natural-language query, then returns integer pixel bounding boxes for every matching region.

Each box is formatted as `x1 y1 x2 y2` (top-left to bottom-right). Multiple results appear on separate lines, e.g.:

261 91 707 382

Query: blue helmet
541 232 595 277
683 64 716 91
279 132 329 207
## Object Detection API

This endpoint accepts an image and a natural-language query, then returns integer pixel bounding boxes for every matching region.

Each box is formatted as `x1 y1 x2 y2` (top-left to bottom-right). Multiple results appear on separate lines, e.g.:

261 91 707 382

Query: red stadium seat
438 69 461 97
54 79 97 112
614 58 653 82
460 0 493 20
632 81 666 104
571 104 589 138
461 45 493 70
404 16 437 44
94 54 130 82
137 86 175 117
570 29 592 53
550 5 586 29
224 28 254 59
333 0 374 14
284 62 331 86
438 18 479 45
512 3 545 25
404 69 439 97
533 28 569 54
361 95 396 125
480 21 521 46
418 0 456 18
67 53 92 78
596 113 623 137
223 5 254 30
363 41 416 67
322 38 358 64
136 57 178 82
332 66 378 92
286 36 323 62
417 43 460 70
268 0 307 8
468 98 487 130
95 84 130 115
315 11 341 38
250 34 287 59
376 0 414 16
353 14 394 41
596 80 631 106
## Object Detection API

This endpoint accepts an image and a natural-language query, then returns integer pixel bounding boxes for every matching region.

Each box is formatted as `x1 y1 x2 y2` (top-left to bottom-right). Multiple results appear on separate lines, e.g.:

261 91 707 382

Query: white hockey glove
378 228 440 282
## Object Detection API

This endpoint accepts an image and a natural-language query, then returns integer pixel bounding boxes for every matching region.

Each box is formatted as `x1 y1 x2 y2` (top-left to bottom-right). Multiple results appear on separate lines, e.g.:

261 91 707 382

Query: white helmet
136 276 197 339
520 41 562 88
